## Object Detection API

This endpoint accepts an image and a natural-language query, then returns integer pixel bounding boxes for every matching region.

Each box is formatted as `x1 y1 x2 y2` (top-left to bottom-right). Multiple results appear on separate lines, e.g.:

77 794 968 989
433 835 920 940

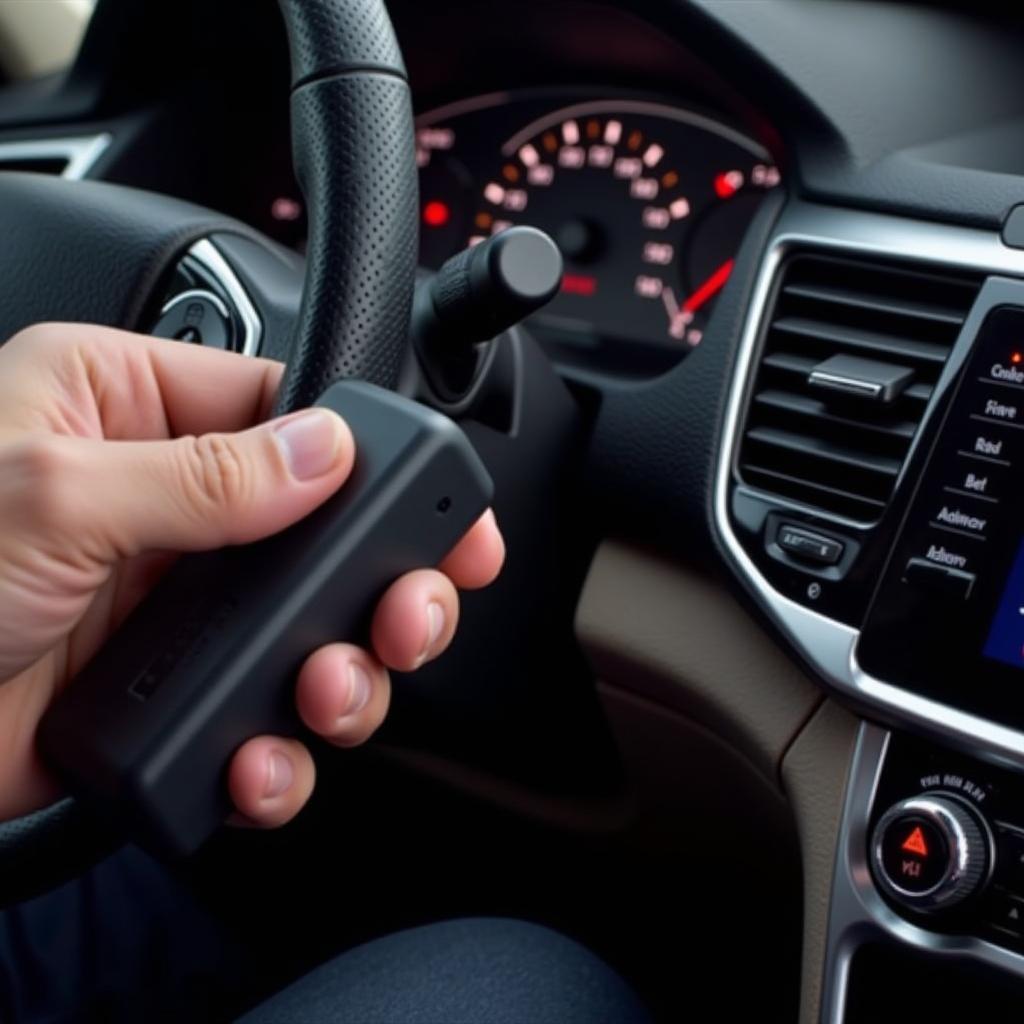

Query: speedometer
416 92 780 368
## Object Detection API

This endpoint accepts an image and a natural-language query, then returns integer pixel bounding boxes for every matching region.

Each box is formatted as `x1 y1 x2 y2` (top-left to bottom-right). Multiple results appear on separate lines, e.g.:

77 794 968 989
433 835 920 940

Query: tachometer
416 93 781 364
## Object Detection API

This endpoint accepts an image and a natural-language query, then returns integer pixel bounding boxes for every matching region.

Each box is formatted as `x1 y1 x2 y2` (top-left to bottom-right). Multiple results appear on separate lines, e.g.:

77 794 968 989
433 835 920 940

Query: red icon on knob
901 826 929 857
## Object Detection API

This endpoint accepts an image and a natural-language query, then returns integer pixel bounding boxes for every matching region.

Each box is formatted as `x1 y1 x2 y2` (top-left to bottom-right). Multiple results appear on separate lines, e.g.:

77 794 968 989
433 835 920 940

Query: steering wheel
0 0 418 902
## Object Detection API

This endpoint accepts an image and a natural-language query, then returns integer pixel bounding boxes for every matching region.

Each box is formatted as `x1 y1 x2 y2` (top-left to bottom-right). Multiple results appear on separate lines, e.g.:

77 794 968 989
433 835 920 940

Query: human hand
0 324 504 828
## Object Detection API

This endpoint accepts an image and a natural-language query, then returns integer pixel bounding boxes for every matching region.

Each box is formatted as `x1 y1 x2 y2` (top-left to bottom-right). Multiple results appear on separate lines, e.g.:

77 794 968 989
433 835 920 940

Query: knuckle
6 436 74 530
6 322 73 357
178 433 253 515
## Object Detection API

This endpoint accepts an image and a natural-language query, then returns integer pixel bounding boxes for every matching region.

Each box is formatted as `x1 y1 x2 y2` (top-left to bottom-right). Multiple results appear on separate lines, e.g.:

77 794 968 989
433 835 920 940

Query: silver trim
186 239 262 358
807 370 884 398
713 201 1024 770
822 724 1024 1023
0 133 111 180
159 288 231 320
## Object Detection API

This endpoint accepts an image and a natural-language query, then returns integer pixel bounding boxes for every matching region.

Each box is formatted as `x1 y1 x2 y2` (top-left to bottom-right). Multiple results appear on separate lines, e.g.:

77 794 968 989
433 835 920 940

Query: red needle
683 258 735 314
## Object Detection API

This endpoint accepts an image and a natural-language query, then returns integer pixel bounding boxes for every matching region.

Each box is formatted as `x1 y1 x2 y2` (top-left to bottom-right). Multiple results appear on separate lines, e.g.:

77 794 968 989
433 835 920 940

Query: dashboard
10 1 1024 1022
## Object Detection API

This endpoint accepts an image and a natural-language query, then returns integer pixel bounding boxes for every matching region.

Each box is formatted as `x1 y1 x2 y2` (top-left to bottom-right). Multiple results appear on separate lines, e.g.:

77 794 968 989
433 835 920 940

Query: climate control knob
871 794 990 912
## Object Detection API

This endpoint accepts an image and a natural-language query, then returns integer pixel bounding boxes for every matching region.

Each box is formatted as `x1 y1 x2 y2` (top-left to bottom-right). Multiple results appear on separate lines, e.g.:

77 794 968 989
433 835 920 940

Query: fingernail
418 601 445 663
273 410 342 480
264 750 294 799
343 662 373 718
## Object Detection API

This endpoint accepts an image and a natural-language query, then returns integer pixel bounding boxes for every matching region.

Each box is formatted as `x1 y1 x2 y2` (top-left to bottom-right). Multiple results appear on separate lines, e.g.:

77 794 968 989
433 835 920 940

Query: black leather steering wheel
0 0 418 903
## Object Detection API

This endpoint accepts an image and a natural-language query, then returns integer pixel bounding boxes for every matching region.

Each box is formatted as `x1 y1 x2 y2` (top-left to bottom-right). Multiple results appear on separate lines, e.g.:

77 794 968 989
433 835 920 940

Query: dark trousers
0 847 650 1023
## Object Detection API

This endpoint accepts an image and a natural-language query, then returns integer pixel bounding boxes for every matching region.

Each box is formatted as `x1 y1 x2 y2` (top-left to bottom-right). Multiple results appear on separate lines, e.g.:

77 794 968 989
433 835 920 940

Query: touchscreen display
857 303 1024 731
984 538 1024 669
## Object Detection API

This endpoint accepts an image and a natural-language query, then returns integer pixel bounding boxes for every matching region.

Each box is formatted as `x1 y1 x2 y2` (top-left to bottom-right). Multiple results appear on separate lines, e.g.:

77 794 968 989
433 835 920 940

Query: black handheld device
39 381 493 856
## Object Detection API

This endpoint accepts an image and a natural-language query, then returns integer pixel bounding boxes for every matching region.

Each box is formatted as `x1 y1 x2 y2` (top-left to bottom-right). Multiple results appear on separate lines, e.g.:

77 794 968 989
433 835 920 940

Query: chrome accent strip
807 371 883 398
186 239 262 358
713 202 1024 771
0 133 112 180
822 724 1024 1023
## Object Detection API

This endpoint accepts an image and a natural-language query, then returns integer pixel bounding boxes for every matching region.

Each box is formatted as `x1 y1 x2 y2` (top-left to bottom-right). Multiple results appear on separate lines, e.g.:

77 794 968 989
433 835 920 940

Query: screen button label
982 398 1019 422
990 363 1024 384
975 435 1005 457
935 506 987 533
925 544 968 569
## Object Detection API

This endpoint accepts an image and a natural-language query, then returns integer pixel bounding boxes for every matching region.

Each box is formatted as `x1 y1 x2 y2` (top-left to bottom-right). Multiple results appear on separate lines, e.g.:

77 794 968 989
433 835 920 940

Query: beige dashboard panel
781 700 860 1024
576 541 822 785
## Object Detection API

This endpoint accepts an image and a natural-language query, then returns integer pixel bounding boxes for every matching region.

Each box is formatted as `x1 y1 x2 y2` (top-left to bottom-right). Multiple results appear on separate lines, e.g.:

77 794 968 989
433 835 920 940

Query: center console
715 202 1024 1021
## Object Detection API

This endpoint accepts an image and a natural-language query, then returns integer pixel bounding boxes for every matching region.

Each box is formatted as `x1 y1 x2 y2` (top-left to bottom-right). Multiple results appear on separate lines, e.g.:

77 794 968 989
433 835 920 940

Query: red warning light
714 170 744 199
561 274 598 297
1012 352 1023 365
422 200 450 228
901 826 929 857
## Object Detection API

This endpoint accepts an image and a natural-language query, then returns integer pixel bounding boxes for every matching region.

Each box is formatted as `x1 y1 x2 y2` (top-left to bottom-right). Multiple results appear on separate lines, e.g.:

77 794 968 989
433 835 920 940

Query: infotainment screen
984 538 1024 670
858 303 1024 731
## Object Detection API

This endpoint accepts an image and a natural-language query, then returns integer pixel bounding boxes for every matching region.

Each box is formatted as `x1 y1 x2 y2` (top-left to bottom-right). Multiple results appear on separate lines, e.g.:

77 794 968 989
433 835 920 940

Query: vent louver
738 254 981 522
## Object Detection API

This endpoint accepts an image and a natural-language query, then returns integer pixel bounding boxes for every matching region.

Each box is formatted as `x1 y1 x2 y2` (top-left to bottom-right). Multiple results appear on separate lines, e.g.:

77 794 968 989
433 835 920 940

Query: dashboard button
931 503 989 538
152 289 235 351
872 795 990 912
965 433 1010 461
949 461 1004 501
973 393 1023 427
984 889 1024 939
996 825 1024 892
776 524 844 566
903 558 976 599
879 816 950 894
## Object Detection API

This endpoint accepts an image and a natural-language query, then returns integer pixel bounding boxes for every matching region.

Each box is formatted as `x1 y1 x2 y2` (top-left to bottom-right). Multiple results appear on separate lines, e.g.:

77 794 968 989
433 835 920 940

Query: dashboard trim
822 723 1024 1022
713 202 1024 771
187 239 263 358
0 133 112 180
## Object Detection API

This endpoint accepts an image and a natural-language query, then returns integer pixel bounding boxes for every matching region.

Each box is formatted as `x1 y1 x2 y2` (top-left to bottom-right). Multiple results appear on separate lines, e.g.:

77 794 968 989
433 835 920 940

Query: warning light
271 196 303 222
422 201 450 228
561 274 598 297
1012 352 1023 365
901 826 929 857
714 170 744 199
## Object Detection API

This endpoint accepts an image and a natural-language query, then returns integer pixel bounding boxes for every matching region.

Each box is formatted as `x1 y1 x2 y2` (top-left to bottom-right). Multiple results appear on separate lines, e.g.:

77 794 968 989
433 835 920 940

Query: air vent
738 254 981 522
0 134 111 181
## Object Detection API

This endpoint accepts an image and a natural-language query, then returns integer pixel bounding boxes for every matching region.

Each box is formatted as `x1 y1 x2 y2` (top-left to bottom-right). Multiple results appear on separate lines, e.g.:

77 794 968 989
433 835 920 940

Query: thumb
21 409 355 560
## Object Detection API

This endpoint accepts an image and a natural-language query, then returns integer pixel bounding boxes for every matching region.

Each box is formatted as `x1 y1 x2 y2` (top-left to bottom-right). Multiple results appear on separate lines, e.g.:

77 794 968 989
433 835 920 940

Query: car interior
4 0 1024 1020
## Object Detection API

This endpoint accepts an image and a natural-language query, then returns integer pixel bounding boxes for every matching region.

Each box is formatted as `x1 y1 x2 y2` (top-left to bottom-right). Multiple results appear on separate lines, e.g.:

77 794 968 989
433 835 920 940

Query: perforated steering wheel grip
274 0 418 411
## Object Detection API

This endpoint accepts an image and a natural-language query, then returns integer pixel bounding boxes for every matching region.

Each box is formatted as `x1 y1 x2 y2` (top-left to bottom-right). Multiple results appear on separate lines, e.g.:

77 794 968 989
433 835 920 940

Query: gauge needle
661 258 735 339
683 258 735 315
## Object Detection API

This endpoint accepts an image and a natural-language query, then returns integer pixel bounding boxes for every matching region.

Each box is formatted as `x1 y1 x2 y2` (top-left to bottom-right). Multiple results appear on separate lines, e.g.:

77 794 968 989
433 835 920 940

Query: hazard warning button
871 795 990 912
879 817 949 893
